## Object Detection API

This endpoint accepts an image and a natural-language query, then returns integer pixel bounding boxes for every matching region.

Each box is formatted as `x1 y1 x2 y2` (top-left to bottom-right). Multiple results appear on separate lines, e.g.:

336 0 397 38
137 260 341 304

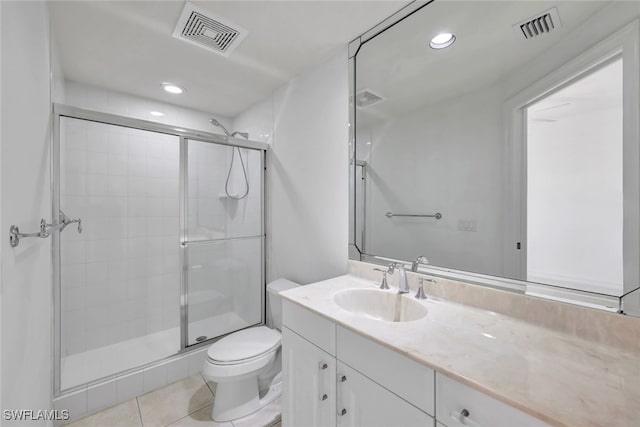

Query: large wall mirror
349 0 640 314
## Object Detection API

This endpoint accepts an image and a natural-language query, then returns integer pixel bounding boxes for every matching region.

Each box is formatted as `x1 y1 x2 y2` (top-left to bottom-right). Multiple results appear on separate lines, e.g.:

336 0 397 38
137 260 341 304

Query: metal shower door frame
180 137 267 349
52 104 268 397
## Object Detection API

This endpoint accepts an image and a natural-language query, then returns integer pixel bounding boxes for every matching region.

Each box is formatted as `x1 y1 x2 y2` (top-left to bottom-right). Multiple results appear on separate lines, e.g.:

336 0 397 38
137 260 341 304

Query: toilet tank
266 278 300 330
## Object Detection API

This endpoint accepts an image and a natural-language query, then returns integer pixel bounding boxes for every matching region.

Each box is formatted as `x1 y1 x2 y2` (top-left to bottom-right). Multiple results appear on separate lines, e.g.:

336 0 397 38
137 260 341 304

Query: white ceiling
355 1 609 123
49 0 408 117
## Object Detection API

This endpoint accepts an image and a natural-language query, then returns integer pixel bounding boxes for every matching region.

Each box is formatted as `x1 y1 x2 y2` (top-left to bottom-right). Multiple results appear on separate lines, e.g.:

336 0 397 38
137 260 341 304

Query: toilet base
211 375 282 422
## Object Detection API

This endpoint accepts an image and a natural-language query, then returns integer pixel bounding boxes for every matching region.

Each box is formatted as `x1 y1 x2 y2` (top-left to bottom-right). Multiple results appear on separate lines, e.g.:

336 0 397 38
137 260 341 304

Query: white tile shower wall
60 118 181 356
232 50 349 284
1 0 54 420
64 80 232 134
187 142 262 240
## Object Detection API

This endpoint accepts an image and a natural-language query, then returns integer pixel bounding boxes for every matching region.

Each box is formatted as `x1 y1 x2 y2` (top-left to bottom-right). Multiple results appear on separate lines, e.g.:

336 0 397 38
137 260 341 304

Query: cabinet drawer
282 300 336 355
337 326 435 416
436 373 549 427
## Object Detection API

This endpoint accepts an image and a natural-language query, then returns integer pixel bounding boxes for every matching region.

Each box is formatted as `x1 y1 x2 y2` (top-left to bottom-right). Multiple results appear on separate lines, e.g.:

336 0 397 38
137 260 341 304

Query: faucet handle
412 256 430 272
373 268 390 290
416 277 436 300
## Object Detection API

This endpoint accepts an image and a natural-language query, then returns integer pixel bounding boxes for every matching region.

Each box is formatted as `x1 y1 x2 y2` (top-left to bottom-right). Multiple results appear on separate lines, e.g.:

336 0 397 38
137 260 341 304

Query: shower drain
196 336 207 342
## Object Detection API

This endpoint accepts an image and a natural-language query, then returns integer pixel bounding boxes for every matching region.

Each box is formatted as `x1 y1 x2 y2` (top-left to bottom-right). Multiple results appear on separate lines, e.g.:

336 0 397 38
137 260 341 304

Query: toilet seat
203 279 301 422
207 326 281 365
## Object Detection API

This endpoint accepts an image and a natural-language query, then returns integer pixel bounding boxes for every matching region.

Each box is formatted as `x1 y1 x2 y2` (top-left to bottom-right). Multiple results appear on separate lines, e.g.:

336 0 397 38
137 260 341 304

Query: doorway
525 58 623 294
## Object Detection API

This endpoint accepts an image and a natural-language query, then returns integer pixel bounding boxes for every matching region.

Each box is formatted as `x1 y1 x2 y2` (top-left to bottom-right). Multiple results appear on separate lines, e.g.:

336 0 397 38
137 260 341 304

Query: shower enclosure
53 105 266 394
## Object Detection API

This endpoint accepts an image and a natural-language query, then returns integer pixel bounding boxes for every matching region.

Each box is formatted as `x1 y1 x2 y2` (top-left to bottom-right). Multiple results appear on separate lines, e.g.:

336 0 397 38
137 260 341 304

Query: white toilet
202 278 300 422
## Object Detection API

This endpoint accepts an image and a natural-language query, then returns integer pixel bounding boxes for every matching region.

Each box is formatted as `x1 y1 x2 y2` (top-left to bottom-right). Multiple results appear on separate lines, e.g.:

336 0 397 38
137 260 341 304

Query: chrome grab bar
9 210 82 247
385 211 442 220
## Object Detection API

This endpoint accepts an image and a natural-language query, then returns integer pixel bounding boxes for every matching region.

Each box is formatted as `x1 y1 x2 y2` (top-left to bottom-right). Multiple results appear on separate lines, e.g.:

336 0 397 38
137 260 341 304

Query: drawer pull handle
318 362 329 404
337 373 347 416
450 409 482 427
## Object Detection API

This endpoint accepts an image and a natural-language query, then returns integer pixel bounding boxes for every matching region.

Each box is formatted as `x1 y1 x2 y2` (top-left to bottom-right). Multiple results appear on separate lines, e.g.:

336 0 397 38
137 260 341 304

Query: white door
282 327 336 427
336 362 434 427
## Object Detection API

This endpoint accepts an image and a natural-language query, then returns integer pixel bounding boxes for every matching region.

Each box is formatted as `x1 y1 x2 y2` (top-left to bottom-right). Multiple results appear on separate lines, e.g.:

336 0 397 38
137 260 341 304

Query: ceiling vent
353 89 385 108
515 7 562 40
173 2 248 57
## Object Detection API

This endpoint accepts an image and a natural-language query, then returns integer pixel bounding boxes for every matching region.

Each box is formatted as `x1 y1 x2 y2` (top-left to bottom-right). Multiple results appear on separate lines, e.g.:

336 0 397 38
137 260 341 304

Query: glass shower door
184 139 264 345
57 116 181 391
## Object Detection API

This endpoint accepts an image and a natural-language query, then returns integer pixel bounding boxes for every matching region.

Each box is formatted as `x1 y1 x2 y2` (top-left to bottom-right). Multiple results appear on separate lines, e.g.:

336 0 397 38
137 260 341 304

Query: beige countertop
281 274 640 427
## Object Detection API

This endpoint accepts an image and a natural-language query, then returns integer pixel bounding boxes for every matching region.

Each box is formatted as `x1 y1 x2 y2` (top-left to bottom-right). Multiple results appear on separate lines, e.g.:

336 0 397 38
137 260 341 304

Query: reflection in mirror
352 1 640 303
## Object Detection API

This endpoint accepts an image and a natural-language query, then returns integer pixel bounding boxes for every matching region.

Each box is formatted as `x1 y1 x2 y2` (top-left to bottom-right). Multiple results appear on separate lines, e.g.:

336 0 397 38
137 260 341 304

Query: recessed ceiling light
162 82 184 94
429 33 456 49
150 111 165 117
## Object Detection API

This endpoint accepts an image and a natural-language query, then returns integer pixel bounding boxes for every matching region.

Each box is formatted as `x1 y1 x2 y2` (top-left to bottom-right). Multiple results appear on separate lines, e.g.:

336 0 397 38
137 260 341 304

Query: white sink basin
333 288 428 322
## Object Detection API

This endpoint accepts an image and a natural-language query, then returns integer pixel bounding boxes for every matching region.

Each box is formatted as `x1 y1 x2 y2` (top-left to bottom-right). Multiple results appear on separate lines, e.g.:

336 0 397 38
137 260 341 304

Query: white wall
1 0 53 423
64 80 232 134
234 51 349 285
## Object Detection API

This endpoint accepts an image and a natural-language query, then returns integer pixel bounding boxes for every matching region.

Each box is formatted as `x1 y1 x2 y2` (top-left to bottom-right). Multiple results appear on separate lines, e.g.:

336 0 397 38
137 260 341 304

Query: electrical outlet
457 219 477 232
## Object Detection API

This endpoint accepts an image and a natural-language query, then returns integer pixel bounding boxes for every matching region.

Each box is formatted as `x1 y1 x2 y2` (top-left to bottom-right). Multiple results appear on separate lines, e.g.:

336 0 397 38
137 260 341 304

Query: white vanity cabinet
282 326 336 427
282 301 337 427
282 300 435 427
282 300 549 427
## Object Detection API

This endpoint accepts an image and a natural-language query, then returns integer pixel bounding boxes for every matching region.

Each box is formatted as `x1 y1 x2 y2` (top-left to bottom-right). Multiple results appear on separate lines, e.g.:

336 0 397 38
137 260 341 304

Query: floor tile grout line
200 371 216 397
135 396 144 427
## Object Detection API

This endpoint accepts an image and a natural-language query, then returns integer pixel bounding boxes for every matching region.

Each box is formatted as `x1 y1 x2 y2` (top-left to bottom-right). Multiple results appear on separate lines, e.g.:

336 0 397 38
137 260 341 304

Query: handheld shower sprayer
209 118 230 135
209 117 250 200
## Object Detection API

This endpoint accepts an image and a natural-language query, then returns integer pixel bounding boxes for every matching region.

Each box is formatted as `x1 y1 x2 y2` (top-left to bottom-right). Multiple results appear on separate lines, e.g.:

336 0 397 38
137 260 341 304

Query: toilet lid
207 326 281 363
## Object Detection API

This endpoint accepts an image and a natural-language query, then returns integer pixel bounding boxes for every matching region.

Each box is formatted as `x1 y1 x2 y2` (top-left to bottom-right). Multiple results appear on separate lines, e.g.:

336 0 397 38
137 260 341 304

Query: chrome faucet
412 256 429 272
389 262 410 294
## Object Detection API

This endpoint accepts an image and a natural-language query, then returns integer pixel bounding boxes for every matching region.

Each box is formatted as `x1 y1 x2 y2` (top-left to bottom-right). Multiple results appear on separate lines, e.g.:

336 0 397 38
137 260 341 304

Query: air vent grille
515 7 561 40
173 2 247 57
353 89 385 108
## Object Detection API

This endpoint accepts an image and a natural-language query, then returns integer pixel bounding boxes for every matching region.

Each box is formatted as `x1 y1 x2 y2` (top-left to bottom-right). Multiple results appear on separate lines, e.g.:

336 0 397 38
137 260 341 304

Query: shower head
209 117 231 136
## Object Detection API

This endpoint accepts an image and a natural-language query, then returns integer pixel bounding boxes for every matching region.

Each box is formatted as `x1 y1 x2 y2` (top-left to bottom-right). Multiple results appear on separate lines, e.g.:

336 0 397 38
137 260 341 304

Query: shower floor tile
62 327 180 390
66 373 282 427
61 313 251 390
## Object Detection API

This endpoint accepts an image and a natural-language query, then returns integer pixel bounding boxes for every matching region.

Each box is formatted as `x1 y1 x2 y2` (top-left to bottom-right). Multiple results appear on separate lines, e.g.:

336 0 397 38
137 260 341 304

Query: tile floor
66 373 282 427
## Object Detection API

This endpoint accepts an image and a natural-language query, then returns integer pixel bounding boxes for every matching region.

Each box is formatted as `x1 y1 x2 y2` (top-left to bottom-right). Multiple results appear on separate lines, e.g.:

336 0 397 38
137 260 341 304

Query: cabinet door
336 362 434 427
282 326 336 427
